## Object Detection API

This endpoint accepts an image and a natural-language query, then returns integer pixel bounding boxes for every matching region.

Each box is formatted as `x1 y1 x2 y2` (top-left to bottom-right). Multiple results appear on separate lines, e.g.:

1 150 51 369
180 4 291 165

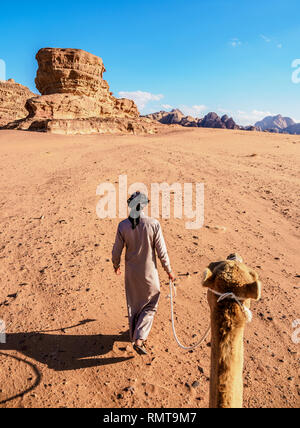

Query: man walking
112 191 175 355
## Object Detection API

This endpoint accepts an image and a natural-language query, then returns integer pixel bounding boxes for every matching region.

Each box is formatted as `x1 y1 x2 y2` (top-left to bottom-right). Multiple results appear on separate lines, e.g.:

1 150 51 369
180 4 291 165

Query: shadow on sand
0 320 133 405
0 352 42 405
0 320 133 372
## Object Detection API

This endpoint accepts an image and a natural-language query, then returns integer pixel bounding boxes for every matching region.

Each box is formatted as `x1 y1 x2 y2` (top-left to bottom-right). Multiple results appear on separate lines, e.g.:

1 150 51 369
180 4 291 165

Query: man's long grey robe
112 214 171 342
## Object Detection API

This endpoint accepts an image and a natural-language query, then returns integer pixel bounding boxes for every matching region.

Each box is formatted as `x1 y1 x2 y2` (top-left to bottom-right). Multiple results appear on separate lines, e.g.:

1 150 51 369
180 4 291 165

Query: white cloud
162 104 173 110
236 110 273 124
235 110 274 125
229 38 242 47
218 108 273 126
179 104 207 117
261 34 271 43
260 35 283 49
291 117 300 123
0 59 6 81
118 90 164 110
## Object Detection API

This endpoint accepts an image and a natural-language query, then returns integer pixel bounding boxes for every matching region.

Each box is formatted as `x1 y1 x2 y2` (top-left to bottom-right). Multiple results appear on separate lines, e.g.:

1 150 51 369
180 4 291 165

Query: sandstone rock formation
0 79 36 127
145 109 199 127
146 110 300 134
199 112 223 128
42 117 159 135
35 48 106 97
180 115 199 127
284 123 300 134
34 48 139 119
221 115 239 130
2 48 157 135
146 109 185 125
242 125 260 132
254 114 300 135
145 109 240 130
255 114 295 132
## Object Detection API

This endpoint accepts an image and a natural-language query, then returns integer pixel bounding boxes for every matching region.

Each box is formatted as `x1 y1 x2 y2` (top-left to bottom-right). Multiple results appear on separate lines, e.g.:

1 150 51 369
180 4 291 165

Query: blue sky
0 0 300 125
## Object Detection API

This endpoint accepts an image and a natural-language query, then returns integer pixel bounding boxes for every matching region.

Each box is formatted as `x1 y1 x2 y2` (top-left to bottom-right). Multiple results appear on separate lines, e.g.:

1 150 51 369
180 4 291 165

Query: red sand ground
0 127 299 408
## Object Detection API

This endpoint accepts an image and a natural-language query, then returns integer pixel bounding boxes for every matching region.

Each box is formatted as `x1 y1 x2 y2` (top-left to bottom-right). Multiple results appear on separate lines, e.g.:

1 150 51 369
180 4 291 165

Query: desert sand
0 127 299 408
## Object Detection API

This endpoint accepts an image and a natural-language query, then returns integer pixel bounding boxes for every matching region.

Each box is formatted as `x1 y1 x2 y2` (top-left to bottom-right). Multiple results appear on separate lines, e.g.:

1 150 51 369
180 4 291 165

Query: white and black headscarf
127 191 150 229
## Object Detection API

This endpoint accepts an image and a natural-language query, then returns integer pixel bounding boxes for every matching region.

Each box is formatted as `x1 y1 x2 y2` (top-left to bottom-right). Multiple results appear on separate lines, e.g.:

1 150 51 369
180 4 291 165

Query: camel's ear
202 261 224 287
247 280 261 301
202 268 213 287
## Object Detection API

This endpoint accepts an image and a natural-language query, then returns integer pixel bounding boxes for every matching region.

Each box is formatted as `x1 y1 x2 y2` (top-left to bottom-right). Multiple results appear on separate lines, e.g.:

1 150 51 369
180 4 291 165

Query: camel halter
208 289 253 323
168 280 253 351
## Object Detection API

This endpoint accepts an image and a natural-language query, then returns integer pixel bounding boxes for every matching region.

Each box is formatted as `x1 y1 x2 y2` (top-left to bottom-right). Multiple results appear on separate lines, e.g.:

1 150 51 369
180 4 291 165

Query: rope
168 280 211 350
168 281 253 350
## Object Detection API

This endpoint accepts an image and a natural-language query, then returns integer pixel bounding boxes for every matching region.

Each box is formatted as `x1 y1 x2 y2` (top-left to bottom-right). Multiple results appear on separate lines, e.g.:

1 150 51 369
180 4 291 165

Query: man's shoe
133 343 148 355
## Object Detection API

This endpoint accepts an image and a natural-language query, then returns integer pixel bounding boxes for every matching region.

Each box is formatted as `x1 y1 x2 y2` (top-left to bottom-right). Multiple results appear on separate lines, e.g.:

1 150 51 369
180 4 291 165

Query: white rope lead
169 280 211 350
168 281 253 351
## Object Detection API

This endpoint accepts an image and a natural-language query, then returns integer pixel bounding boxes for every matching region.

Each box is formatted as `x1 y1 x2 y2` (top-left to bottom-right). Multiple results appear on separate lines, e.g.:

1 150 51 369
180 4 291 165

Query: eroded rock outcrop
145 109 240 130
35 48 106 97
0 79 36 127
146 109 184 125
34 48 139 119
255 114 295 132
2 48 156 135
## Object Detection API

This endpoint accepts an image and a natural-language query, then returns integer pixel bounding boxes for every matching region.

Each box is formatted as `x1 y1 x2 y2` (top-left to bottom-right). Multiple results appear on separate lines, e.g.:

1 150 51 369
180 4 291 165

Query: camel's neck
209 302 245 408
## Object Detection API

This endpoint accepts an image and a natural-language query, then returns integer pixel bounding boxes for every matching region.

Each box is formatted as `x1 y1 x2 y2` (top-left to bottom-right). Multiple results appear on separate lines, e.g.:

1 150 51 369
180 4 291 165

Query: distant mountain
144 109 240 130
144 110 300 134
284 123 300 134
255 115 295 132
146 109 192 125
199 113 239 129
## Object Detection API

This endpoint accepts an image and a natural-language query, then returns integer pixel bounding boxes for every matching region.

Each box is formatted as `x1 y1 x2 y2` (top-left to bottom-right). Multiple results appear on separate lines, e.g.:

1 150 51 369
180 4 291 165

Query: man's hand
114 267 121 276
168 271 176 282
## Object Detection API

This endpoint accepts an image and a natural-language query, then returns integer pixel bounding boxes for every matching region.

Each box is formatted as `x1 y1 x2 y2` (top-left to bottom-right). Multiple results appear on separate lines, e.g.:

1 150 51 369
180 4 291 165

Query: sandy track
0 128 299 408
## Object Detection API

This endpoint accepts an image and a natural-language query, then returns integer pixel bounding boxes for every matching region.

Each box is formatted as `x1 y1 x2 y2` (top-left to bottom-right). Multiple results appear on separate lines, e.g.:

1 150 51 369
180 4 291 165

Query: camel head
203 254 261 409
202 253 261 302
